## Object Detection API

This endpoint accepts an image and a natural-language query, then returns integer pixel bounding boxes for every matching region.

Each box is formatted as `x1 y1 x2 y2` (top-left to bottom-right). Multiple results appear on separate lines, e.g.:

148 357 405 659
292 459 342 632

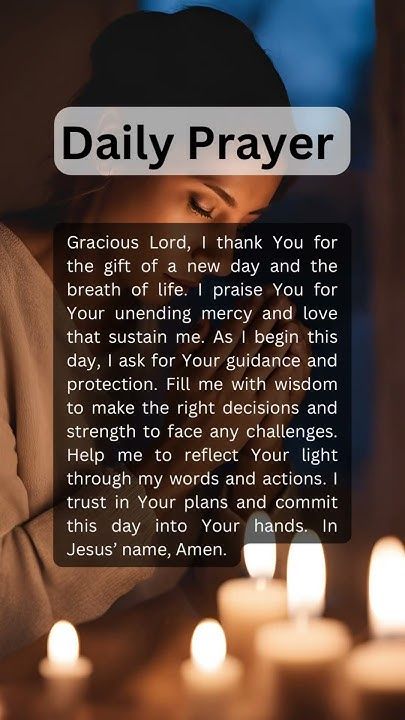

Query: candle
346 536 405 720
255 532 352 720
217 515 287 663
180 619 243 720
39 621 92 715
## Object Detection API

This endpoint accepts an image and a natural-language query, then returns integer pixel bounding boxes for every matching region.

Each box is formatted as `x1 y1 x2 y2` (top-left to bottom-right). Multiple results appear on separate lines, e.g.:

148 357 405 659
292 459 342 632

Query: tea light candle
39 621 92 714
346 537 405 720
181 620 243 720
256 532 351 720
218 517 287 662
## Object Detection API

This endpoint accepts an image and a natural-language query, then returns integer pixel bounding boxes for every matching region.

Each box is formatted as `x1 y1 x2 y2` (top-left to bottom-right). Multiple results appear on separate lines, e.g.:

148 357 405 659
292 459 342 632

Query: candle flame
243 512 276 580
191 619 226 672
47 621 80 665
287 531 326 621
243 543 276 580
369 536 405 638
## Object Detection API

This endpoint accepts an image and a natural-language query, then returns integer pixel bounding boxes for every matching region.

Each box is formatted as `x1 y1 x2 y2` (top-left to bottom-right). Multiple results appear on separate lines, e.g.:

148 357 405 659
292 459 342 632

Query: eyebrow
203 182 236 207
202 182 269 215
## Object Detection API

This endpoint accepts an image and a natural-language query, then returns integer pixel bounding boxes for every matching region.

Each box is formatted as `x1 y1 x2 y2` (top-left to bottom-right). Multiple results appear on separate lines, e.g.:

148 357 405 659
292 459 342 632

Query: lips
164 273 201 289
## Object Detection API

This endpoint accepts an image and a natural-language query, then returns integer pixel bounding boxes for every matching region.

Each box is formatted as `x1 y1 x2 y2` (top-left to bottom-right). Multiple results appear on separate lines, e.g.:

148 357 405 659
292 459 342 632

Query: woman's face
93 175 282 306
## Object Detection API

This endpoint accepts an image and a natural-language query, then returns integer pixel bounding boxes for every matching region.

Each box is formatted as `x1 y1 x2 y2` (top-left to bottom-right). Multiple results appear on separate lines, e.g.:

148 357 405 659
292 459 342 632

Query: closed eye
188 195 214 219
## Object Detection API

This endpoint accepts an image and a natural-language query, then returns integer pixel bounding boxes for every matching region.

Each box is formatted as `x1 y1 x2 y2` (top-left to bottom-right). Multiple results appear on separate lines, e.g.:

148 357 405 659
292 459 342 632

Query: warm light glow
243 513 276 580
287 531 326 621
243 543 276 580
191 620 227 672
369 536 405 638
47 621 80 665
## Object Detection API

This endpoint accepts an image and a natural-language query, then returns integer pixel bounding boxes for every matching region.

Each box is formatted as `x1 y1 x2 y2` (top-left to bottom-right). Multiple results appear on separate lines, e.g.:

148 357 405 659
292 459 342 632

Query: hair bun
76 7 288 108
91 12 173 80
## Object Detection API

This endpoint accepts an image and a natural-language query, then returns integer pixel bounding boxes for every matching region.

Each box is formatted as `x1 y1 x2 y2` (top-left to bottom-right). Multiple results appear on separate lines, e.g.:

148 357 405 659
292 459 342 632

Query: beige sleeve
0 410 154 659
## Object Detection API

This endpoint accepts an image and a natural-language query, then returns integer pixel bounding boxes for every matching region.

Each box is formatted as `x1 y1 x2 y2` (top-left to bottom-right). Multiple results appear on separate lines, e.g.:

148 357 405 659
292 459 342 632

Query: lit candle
255 532 352 720
217 515 287 663
39 621 92 714
346 536 405 720
180 619 243 720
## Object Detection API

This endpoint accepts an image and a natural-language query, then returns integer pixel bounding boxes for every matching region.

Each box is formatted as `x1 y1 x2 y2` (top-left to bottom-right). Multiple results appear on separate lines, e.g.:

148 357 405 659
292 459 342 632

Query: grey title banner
54 106 350 176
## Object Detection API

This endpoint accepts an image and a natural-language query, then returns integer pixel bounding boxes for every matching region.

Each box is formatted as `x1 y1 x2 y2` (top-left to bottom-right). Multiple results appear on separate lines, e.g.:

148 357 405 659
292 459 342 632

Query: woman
0 7 310 656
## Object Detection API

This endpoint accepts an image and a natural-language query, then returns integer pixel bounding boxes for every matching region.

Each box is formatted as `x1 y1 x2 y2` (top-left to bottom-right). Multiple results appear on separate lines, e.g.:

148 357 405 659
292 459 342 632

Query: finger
256 359 296 405
247 321 301 384
259 339 309 409
242 387 290 453
232 295 296 358
196 287 275 380
173 318 211 369
213 295 296 384
292 320 311 354
220 317 296 386
234 283 276 310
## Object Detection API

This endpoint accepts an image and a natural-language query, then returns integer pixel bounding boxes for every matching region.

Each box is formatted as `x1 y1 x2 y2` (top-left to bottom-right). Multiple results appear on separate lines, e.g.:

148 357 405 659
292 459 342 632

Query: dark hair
66 8 291 205
10 7 291 225
77 7 290 108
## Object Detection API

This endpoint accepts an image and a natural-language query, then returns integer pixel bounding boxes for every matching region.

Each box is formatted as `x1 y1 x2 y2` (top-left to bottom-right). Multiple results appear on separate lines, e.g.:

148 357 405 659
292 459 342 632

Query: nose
191 226 234 278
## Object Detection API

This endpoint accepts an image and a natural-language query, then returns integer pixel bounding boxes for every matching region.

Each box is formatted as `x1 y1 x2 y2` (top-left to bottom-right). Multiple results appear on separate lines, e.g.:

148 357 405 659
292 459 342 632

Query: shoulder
0 222 52 314
0 223 19 282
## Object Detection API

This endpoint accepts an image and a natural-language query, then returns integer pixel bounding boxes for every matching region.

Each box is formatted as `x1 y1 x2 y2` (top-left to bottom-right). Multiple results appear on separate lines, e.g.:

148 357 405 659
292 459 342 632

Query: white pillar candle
180 619 243 720
346 536 405 720
255 532 351 720
218 530 287 663
39 621 92 715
